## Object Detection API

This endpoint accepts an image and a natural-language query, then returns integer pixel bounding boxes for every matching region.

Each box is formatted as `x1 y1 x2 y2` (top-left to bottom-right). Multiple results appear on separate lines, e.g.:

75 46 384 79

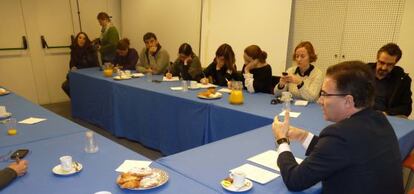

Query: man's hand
149 46 157 54
287 126 309 144
272 111 290 140
165 72 173 79
8 160 28 176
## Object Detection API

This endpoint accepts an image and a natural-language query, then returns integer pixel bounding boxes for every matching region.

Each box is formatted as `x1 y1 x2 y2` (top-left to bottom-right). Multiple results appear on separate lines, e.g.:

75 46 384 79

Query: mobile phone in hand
282 72 288 76
10 149 29 159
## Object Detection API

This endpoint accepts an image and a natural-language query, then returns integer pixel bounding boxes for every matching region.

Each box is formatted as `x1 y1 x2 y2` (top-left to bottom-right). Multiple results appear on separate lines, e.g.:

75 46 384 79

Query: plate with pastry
117 167 169 190
113 75 131 80
0 88 10 96
197 87 222 99
221 177 253 192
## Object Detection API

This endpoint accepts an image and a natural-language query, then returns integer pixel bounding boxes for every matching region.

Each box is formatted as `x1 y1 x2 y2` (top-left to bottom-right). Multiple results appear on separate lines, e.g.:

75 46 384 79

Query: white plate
221 179 253 192
197 92 223 100
52 162 83 176
0 112 12 120
113 76 131 80
131 73 145 78
117 168 169 190
188 86 200 90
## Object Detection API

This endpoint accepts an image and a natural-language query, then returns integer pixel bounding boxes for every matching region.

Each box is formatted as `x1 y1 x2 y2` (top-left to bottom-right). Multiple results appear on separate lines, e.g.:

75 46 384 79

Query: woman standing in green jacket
97 12 119 63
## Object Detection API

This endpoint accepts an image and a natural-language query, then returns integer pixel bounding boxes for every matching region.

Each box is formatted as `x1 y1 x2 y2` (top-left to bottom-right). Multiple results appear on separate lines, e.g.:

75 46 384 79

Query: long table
157 121 414 194
70 68 272 155
0 93 84 148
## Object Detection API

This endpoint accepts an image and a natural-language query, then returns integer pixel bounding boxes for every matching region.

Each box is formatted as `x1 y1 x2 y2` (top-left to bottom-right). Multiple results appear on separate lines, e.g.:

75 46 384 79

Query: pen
15 152 20 164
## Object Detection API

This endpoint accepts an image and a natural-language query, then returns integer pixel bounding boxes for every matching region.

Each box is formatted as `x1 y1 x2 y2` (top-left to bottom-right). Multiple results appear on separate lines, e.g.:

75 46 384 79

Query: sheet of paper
197 83 217 88
132 73 145 78
294 100 309 106
279 110 301 118
115 160 152 173
247 150 303 172
230 163 280 184
162 76 180 81
18 117 47 125
218 88 232 93
170 87 183 91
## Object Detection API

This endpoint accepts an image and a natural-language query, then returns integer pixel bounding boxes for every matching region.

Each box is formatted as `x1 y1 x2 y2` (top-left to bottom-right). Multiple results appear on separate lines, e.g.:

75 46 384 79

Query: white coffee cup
190 81 197 88
60 155 73 171
229 171 246 188
125 70 131 76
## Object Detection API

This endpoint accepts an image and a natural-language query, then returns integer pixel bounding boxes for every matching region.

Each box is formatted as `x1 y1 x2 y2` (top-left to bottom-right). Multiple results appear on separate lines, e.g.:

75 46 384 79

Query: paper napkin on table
294 100 309 106
162 76 180 81
230 163 280 184
248 150 303 172
279 110 301 118
18 117 47 125
170 87 183 91
197 83 217 89
115 160 152 173
218 88 232 93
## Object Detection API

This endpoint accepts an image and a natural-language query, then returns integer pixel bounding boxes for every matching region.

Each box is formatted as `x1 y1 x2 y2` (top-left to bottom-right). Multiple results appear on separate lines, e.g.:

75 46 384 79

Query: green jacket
137 46 170 75
100 25 119 62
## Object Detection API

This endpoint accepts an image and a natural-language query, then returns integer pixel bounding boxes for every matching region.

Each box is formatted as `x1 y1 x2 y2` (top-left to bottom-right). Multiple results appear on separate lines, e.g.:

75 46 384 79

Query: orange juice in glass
6 118 17 135
229 81 244 105
103 69 113 77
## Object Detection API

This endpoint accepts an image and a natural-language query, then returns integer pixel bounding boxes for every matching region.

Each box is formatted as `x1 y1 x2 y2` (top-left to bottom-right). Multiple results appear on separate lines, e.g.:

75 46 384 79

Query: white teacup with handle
229 171 246 188
59 155 73 172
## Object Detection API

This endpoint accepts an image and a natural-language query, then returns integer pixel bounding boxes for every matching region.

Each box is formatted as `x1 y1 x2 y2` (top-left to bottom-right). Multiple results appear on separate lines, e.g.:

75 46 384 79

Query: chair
270 75 280 94
404 153 414 193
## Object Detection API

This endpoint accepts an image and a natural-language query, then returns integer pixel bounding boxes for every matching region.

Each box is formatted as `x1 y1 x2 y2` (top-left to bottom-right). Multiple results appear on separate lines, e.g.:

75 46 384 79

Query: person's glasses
319 90 349 97
377 60 395 67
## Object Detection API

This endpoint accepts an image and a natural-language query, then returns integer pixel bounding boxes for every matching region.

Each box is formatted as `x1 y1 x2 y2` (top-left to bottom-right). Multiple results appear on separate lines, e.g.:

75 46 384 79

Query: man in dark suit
272 61 403 194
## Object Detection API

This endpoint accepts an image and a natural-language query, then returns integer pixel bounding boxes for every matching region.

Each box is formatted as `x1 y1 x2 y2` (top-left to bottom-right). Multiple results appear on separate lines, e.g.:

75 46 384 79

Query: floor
42 101 162 160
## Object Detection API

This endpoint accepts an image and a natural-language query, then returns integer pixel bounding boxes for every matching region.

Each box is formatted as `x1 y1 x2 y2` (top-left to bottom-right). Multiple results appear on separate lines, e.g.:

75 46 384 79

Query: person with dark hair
96 12 119 63
272 60 403 194
200 43 241 86
274 41 323 101
0 160 28 190
136 32 170 75
113 38 138 70
368 43 412 117
62 32 99 97
241 45 272 93
166 43 202 80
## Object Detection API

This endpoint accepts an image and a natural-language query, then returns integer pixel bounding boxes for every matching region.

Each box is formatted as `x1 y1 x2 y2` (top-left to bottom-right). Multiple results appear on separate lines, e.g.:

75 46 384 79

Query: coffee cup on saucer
229 171 246 188
59 155 73 172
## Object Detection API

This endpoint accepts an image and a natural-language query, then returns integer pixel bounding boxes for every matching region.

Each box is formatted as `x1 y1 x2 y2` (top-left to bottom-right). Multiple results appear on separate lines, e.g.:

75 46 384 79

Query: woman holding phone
274 41 323 101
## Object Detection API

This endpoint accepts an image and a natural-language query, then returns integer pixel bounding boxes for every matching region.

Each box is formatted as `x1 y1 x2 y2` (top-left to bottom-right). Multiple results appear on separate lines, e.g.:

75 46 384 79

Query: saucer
188 86 200 90
52 162 83 176
0 112 12 120
221 179 253 192
113 76 131 80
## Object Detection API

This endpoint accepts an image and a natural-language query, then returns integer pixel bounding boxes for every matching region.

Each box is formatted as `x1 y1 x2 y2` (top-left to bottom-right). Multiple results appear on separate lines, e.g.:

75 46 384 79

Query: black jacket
0 168 17 190
278 108 403 194
368 63 412 116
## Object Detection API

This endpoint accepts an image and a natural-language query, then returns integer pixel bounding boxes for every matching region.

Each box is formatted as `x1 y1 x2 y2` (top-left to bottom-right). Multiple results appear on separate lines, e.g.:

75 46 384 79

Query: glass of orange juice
5 118 17 135
229 81 244 105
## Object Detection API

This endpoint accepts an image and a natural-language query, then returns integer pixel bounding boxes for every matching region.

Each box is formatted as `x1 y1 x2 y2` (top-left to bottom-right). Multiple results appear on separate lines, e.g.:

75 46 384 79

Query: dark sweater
113 48 139 70
69 45 99 69
0 167 17 190
241 64 272 93
202 62 242 86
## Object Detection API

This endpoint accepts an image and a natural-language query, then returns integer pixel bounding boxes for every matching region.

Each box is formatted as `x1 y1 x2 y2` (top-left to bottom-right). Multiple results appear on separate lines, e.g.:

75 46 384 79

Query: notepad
162 76 180 81
115 160 152 173
248 150 303 172
18 117 47 125
230 163 280 184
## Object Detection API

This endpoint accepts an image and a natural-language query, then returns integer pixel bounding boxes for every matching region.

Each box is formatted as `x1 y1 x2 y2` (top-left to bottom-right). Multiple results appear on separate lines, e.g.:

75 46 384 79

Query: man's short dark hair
377 43 402 63
326 61 376 108
143 32 157 42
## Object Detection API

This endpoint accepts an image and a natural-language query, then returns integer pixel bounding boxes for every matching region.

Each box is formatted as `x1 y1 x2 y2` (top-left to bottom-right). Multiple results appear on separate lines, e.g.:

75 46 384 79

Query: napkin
218 88 232 93
162 76 180 81
248 150 303 172
18 117 47 125
279 110 301 118
230 164 280 184
294 100 309 106
170 87 183 91
115 160 152 173
197 83 217 89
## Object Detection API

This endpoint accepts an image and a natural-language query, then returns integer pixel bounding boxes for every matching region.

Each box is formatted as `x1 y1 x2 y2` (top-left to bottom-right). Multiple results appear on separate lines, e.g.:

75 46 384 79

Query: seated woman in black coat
241 45 272 93
200 43 241 86
62 32 99 97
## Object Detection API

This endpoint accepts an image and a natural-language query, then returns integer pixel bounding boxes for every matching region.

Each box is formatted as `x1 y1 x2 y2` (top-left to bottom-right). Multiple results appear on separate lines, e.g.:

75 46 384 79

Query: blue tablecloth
0 132 217 194
70 68 271 155
0 93 85 148
157 125 321 194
